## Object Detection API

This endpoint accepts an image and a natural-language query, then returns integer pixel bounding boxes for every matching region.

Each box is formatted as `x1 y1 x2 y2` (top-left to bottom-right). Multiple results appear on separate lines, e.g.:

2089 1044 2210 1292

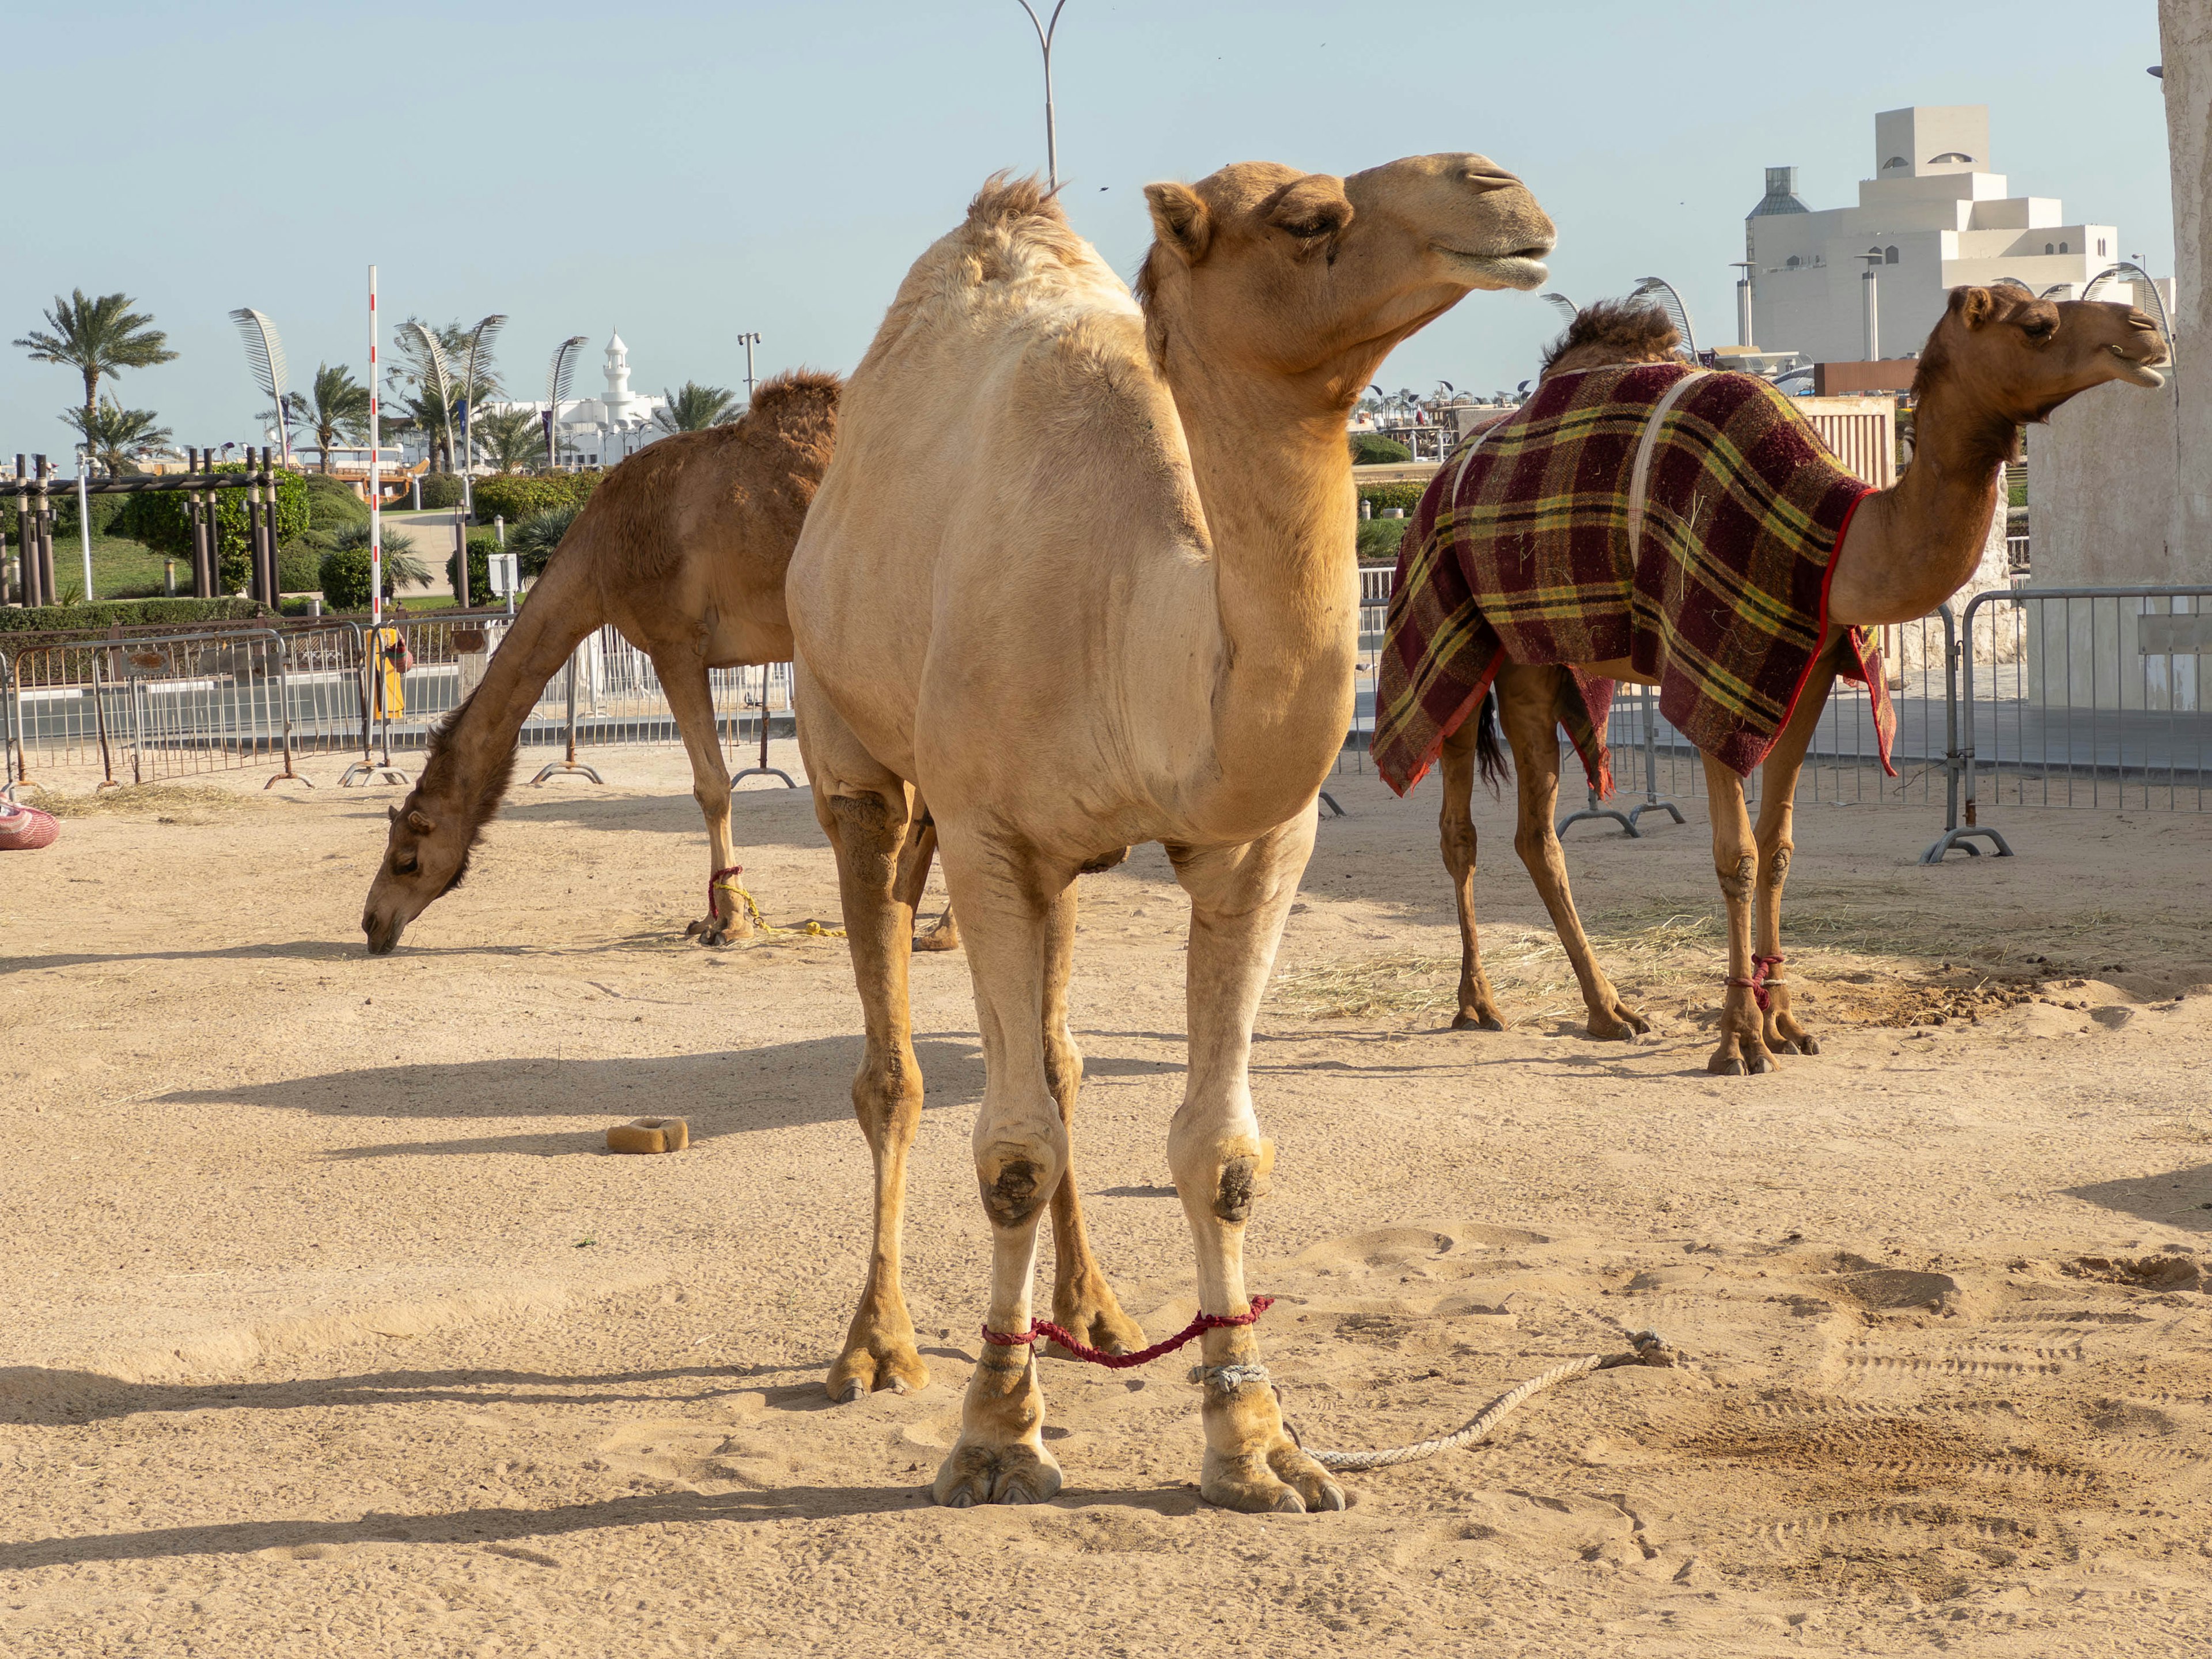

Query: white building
487 331 671 470
1747 105 2127 363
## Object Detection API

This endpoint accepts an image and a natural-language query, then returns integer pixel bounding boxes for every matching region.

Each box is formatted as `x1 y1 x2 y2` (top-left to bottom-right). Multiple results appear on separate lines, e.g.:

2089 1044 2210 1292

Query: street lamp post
736 332 762 404
1857 255 1884 361
1014 1 1069 190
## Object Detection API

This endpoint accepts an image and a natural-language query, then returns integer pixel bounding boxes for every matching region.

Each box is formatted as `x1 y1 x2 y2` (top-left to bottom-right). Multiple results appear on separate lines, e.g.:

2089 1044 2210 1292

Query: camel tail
1474 686 1510 797
419 520 609 843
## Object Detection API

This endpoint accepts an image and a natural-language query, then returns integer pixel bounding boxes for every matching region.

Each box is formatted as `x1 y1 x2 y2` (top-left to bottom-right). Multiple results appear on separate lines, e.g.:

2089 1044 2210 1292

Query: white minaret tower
603 329 637 425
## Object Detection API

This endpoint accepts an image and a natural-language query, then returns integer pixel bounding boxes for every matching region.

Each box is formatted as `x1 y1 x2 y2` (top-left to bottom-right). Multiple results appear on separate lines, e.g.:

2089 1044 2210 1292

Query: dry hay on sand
21 782 257 823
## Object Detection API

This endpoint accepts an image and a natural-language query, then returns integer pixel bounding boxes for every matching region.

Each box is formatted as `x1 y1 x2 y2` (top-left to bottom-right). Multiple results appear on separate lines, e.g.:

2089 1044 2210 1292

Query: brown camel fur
355 371 961 955
787 160 1554 1512
1434 286 2169 1073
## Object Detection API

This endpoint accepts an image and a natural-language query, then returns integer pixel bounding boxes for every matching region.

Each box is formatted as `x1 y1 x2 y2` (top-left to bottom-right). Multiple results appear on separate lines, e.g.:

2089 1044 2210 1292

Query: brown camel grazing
1385 286 2169 1074
358 371 962 955
787 160 1554 1512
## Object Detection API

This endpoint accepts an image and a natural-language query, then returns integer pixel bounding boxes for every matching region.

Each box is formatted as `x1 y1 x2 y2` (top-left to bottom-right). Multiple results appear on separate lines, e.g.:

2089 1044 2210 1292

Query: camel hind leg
1440 714 1507 1031
1496 662 1649 1040
656 655 750 945
894 808 962 953
795 664 929 1403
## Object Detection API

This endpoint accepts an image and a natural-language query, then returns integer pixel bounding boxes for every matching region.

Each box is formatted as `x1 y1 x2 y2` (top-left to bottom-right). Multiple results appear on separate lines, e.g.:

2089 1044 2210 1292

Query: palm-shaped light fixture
545 334 590 468
230 308 294 464
1630 278 1697 355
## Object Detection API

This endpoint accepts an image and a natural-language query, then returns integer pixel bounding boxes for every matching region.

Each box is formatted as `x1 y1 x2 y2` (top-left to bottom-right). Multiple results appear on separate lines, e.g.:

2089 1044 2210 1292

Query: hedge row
117 465 310 594
468 470 603 527
1357 482 1426 514
0 597 268 635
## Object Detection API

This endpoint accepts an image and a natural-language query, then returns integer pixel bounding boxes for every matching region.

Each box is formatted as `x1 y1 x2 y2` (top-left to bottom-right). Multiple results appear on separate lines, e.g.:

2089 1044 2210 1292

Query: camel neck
1163 354 1359 812
1830 374 2009 627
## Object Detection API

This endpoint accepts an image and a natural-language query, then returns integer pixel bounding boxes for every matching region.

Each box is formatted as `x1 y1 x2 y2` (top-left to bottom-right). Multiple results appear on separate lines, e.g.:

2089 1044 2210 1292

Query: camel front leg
1498 664 1648 1039
1169 816 1344 1515
1752 666 1837 1056
931 834 1073 1508
659 657 749 945
893 806 961 953
1702 760 1774 1075
1439 717 1506 1031
1039 881 1144 1358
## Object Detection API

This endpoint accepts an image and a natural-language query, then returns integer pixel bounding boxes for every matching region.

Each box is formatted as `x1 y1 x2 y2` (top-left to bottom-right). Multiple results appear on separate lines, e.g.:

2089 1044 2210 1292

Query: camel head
1916 286 2171 432
361 717 510 955
1137 153 1554 397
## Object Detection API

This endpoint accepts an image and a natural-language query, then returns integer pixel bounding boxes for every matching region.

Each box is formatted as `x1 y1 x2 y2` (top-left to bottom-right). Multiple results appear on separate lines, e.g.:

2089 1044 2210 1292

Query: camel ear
406 809 435 834
1266 174 1354 244
1953 286 1998 330
387 805 400 825
1145 181 1211 264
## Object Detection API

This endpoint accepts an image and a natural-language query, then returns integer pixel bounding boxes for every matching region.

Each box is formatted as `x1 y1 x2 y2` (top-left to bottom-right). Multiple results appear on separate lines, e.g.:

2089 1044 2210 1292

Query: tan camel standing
358 372 946 953
1416 287 2168 1073
787 161 1555 1513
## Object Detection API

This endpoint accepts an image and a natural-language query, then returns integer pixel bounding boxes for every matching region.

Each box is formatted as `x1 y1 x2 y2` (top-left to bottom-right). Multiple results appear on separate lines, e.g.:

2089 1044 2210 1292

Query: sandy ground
4 744 2210 1657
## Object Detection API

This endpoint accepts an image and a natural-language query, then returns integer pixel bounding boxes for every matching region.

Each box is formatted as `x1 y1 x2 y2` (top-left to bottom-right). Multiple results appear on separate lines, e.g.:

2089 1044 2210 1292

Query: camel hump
965 171 1066 233
743 369 842 423
1541 299 1684 379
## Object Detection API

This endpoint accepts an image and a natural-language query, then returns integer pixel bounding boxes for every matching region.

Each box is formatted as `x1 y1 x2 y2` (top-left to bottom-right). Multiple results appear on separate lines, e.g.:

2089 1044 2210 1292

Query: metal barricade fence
1958 585 2211 821
1 647 17 800
6 626 306 791
325 610 796 789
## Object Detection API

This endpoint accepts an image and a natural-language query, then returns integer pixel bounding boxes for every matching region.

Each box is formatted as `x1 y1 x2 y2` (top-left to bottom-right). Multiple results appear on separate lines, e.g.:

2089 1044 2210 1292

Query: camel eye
2022 317 2054 341
394 853 418 876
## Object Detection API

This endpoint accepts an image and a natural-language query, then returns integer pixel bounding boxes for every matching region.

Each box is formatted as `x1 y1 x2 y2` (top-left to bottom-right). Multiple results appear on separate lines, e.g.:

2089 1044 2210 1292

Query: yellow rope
712 877 846 940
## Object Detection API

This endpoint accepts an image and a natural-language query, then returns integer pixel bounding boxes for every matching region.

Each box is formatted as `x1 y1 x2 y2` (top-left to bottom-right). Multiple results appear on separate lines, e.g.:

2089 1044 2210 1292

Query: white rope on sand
1294 1330 1683 1474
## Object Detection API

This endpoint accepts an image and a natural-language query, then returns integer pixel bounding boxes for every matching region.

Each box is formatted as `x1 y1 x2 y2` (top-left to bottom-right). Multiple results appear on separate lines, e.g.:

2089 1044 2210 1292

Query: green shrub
301 472 370 531
510 505 579 577
319 527 429 611
1350 433 1413 465
0 597 266 635
114 466 309 593
1357 482 1426 514
469 470 602 527
446 534 501 603
1357 517 1411 564
277 541 323 593
52 491 130 540
418 472 465 510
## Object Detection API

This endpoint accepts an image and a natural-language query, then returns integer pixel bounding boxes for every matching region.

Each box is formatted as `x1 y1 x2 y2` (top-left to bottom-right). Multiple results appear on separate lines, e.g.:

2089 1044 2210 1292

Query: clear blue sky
2 0 2173 452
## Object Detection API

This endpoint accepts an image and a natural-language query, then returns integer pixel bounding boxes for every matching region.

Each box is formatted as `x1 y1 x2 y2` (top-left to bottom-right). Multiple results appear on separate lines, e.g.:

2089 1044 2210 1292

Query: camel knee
1762 842 1793 890
1169 1133 1275 1225
976 1133 1066 1230
828 790 906 873
1716 852 1756 904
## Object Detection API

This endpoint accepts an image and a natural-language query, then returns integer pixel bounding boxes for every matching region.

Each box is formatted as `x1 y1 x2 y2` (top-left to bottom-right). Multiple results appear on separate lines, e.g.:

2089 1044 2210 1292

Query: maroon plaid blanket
1373 363 1896 795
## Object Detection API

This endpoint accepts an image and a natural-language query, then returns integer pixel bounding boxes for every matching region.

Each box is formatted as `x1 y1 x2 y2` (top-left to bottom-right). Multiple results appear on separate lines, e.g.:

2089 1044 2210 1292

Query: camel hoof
830 1376 866 1404
1707 1053 1745 1076
933 1440 1062 1508
1451 1010 1508 1032
1743 1048 1774 1075
827 1335 929 1403
1270 1445 1346 1513
1792 1032 1821 1056
1201 1465 1308 1514
1048 1285 1146 1359
912 912 961 954
688 917 736 947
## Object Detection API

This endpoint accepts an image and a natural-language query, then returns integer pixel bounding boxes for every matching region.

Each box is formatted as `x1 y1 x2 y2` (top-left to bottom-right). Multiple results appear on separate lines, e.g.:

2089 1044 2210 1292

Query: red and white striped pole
368 265 382 627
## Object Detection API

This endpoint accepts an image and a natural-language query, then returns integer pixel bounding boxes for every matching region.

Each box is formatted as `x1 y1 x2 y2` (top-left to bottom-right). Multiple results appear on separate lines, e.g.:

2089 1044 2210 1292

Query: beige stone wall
2028 381 2180 587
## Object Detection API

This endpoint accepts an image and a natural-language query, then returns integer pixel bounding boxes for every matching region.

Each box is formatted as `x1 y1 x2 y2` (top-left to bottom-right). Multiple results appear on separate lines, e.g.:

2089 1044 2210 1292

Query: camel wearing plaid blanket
1391 287 2168 1075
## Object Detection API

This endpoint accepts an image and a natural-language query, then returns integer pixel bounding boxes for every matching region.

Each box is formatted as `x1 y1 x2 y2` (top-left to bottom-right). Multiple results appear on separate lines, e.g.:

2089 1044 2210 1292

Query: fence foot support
729 766 796 790
338 761 411 787
264 772 315 790
1318 790 1345 819
1919 825 2014 865
1627 800 1685 830
1559 804 1637 838
533 758 605 786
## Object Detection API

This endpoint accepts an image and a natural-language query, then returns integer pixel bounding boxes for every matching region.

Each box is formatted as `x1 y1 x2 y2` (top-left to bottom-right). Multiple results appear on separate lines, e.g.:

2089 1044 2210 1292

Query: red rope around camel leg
982 1296 1275 1370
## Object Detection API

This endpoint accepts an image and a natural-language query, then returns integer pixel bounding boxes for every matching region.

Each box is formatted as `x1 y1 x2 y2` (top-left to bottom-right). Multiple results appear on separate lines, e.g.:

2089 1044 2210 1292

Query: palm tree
14 290 178 417
286 363 373 474
62 400 174 475
471 407 544 474
653 380 740 433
